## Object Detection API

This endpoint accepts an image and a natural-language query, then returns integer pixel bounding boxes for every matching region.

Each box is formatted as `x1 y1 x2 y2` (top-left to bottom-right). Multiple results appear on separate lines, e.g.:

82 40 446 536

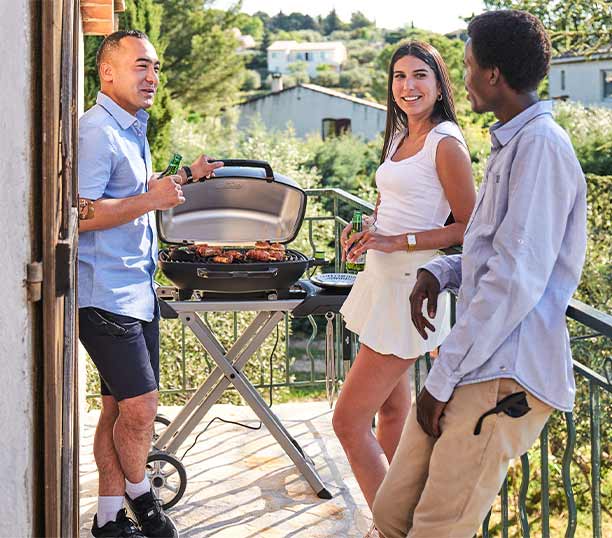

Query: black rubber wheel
146 452 187 510
317 488 332 500
152 414 171 445
178 288 193 301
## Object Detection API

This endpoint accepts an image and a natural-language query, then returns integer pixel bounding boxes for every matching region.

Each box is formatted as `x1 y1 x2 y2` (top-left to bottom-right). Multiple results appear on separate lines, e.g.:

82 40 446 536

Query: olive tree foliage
154 0 246 116
482 0 612 54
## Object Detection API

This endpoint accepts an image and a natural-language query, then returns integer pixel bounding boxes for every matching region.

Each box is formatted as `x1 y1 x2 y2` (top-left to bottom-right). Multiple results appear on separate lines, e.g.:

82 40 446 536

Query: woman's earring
437 94 443 101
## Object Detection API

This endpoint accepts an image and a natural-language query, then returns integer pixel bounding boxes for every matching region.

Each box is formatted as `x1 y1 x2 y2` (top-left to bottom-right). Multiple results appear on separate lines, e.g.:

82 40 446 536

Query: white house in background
238 82 387 140
549 50 612 108
267 41 347 76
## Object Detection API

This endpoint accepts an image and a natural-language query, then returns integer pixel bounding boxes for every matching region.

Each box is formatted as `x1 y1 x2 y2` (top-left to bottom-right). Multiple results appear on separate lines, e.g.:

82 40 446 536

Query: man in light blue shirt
78 30 222 538
373 11 587 538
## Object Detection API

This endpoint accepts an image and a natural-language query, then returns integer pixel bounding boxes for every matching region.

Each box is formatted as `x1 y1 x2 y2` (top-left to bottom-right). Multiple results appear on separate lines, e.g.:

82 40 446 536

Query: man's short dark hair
467 10 551 92
95 30 149 71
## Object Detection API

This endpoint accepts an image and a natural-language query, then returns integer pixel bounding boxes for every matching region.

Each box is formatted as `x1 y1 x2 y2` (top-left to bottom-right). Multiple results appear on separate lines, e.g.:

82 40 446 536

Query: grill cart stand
149 293 340 509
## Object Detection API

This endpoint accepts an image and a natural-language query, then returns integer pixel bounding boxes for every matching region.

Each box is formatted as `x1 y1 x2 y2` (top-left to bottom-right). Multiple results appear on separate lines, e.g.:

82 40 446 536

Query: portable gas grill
148 160 353 509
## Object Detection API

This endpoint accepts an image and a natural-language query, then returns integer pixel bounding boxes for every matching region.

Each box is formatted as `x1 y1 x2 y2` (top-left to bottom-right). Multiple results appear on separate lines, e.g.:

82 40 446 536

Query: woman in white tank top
333 42 476 536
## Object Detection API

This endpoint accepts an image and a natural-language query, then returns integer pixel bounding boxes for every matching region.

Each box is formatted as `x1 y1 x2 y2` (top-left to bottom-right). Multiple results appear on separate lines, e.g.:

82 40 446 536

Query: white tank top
374 121 466 236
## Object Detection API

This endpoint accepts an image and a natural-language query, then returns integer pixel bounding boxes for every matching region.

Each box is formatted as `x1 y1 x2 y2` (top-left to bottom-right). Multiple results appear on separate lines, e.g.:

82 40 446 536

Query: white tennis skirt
340 249 451 359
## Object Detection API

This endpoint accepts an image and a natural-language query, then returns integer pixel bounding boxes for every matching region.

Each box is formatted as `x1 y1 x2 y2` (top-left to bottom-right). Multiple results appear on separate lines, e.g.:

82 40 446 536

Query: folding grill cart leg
154 312 274 452
161 312 282 455
182 312 299 444
186 313 331 499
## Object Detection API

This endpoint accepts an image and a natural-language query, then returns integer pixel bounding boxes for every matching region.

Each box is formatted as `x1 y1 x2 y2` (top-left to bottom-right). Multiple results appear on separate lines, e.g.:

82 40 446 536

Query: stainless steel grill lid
156 160 307 246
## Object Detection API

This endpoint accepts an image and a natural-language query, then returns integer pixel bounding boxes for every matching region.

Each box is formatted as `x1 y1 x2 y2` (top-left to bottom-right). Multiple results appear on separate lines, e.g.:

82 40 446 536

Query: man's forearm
79 192 154 232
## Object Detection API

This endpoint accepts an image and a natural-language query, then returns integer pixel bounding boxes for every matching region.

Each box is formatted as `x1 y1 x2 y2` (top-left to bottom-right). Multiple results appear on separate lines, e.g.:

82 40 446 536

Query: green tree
350 11 374 30
322 9 346 35
268 11 319 32
482 0 612 54
287 61 310 84
235 12 264 41
83 35 104 110
155 0 246 116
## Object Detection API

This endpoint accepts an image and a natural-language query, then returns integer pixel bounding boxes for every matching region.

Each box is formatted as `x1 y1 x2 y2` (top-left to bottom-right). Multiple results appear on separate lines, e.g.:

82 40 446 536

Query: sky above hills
214 0 485 34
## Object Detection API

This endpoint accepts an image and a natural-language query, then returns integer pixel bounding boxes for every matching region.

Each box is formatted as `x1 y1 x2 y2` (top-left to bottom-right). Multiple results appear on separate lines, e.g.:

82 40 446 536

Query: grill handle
208 159 274 182
197 267 279 279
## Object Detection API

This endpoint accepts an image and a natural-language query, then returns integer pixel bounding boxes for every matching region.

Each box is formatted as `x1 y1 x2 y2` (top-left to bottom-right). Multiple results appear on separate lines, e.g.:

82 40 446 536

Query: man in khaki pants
372 10 587 538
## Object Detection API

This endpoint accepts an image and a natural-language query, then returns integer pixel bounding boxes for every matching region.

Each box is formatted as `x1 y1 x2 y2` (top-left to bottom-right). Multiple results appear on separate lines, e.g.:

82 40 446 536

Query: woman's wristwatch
406 233 417 252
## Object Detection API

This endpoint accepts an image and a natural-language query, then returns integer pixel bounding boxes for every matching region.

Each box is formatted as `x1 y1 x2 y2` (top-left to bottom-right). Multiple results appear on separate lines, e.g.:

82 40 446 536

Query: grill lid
157 160 307 246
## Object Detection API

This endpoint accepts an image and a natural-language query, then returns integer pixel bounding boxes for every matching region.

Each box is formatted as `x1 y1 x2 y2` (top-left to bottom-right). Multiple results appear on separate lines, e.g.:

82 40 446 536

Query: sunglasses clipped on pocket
473 391 531 435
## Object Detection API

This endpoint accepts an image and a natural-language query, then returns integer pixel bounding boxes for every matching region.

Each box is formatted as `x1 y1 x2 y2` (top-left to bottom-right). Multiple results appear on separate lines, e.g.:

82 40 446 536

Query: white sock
97 496 124 527
125 475 151 500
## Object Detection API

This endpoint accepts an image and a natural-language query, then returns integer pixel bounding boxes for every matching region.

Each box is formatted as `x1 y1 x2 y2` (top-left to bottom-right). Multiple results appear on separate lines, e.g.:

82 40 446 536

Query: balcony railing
86 187 611 536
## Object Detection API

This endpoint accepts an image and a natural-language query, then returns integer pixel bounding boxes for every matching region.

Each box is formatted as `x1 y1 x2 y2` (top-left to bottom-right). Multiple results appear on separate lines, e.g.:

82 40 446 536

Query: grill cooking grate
160 247 307 265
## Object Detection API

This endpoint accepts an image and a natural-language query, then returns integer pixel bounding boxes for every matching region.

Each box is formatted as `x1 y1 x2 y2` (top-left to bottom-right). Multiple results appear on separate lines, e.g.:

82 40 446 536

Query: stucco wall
238 86 387 140
550 59 612 108
0 0 36 535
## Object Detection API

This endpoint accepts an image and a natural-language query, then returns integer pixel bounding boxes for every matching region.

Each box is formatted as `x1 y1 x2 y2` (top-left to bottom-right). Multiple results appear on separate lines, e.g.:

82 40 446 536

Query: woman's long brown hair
380 41 458 164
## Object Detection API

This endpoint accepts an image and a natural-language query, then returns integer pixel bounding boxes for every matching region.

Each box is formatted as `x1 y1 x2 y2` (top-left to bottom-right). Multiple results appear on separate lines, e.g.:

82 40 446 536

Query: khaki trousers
372 378 553 538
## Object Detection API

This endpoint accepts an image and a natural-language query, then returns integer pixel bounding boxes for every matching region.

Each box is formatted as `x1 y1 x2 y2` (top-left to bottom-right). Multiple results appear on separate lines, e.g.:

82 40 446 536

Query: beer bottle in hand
346 210 366 273
160 153 183 177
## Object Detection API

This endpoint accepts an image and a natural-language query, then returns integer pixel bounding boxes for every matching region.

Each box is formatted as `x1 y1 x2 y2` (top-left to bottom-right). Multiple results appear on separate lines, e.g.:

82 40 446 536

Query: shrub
241 69 262 91
339 67 372 89
553 101 612 175
313 69 340 87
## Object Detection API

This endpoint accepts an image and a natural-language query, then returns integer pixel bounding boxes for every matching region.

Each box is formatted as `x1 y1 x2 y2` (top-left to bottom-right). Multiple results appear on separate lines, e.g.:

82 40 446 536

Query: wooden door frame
40 0 80 535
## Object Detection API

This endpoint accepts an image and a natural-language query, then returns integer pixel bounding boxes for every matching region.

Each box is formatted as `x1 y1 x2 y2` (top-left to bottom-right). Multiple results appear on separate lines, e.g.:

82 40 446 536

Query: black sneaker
125 489 179 538
91 509 145 537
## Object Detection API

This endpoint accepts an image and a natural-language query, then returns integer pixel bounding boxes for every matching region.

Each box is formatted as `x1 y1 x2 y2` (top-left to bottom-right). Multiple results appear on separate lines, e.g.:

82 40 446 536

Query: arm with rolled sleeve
420 254 463 295
425 135 582 402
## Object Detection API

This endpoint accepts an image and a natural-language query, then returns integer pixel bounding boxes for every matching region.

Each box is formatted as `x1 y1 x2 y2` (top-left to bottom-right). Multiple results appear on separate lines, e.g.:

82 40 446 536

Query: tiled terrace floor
80 401 372 537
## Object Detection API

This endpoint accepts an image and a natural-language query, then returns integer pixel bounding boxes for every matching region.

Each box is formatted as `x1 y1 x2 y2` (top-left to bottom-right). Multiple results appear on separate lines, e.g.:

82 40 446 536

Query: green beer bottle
346 210 366 273
160 152 183 177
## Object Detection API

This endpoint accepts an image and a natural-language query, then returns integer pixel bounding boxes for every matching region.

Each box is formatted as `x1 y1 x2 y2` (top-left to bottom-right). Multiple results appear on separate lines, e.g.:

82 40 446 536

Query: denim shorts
79 307 160 401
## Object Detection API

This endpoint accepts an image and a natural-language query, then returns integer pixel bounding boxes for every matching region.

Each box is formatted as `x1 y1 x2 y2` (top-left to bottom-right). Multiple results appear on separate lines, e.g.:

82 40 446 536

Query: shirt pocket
481 168 509 225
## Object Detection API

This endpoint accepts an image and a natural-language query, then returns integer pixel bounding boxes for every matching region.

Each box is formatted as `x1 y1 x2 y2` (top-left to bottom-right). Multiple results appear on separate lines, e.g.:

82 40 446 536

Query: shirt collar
489 100 553 148
96 91 149 130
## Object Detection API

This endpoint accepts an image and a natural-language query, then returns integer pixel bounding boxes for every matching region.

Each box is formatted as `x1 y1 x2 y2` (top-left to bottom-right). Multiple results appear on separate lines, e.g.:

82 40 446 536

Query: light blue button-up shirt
422 101 587 411
78 92 158 321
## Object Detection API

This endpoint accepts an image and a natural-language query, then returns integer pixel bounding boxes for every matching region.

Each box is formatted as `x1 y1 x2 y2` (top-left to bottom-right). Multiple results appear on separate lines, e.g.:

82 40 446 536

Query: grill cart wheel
146 452 187 510
178 288 193 301
152 414 171 445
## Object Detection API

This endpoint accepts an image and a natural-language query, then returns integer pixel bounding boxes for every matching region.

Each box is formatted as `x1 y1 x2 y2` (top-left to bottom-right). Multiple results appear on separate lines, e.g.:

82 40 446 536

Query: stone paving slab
80 401 372 537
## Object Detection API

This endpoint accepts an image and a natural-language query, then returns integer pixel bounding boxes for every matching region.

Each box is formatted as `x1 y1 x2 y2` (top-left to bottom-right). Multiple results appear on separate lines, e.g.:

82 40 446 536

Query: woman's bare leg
377 371 412 462
332 344 415 508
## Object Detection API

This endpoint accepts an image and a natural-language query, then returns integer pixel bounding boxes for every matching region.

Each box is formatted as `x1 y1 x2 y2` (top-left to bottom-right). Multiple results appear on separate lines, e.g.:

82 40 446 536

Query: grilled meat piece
268 251 285 261
211 254 234 264
255 241 271 250
168 246 197 262
270 242 285 253
246 249 271 262
224 249 244 262
195 244 223 257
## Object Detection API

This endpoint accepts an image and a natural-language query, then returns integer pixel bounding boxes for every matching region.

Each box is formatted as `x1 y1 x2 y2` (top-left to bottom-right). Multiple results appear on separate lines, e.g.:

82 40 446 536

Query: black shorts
79 307 160 401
